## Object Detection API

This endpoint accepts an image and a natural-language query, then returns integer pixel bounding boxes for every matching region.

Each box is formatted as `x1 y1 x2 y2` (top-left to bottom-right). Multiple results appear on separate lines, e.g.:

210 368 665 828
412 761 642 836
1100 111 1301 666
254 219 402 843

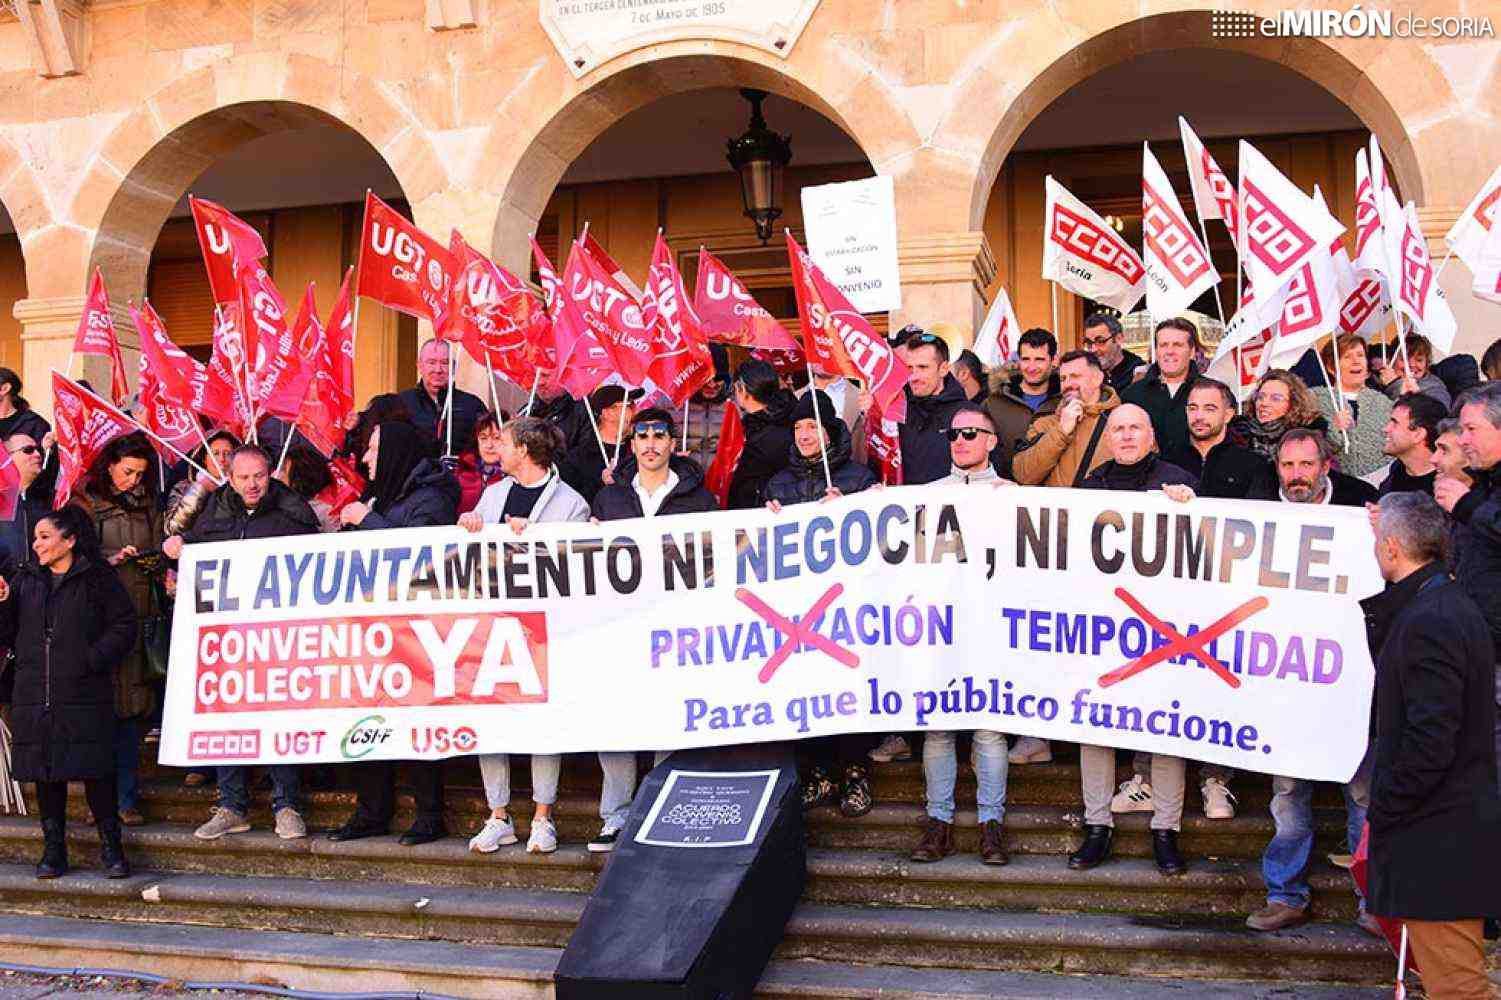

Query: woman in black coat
330 420 460 847
0 505 138 879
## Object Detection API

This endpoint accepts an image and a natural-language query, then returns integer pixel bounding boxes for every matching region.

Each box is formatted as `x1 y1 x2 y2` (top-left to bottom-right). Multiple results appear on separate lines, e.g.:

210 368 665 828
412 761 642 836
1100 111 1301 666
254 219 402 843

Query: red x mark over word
735 583 861 684
1097 587 1269 690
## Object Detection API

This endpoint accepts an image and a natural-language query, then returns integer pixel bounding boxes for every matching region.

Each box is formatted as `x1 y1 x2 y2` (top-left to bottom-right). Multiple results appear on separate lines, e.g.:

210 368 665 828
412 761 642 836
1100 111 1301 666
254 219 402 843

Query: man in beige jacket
1012 349 1120 489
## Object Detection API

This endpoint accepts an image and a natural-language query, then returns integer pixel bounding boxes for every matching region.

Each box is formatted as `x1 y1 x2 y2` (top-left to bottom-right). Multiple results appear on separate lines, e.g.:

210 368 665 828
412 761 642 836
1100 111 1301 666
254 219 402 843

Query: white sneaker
1110 775 1154 814
867 735 912 763
1201 778 1237 820
1008 736 1053 764
469 816 518 853
526 816 557 854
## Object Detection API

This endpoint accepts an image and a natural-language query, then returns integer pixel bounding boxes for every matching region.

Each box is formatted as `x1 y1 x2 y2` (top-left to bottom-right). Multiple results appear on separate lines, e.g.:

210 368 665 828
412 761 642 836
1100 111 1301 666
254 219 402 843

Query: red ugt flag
258 283 323 421
296 268 357 457
449 233 541 388
573 236 654 386
315 455 366 519
0 448 18 522
786 231 908 421
530 237 609 398
131 301 202 412
357 192 454 330
72 268 129 405
138 355 202 468
704 400 743 508
693 248 799 351
197 303 252 436
52 372 137 508
866 404 903 486
190 197 268 306
642 232 713 407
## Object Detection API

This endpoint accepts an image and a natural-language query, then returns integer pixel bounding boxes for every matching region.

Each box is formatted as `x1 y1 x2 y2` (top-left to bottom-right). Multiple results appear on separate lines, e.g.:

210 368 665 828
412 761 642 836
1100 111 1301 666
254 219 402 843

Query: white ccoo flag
1446 162 1501 275
1236 141 1344 312
1382 190 1458 353
1353 147 1391 279
1178 117 1238 242
1042 176 1146 313
1472 216 1501 305
1142 142 1220 317
972 285 1020 368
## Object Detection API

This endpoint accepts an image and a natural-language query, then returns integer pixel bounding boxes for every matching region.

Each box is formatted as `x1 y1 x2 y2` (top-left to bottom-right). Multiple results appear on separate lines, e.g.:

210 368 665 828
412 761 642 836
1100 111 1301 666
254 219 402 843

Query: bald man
1079 403 1198 494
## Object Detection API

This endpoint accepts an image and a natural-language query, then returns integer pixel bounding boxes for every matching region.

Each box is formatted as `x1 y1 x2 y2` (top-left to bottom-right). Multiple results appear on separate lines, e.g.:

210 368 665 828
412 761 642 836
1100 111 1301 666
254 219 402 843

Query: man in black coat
1246 428 1379 507
1165 379 1267 499
1363 492 1501 996
726 359 796 510
398 339 486 453
559 385 637 504
1079 404 1198 494
163 446 320 844
591 408 718 521
764 390 876 506
898 331 970 485
1377 392 1444 498
1081 312 1145 393
0 432 52 573
1119 317 1203 459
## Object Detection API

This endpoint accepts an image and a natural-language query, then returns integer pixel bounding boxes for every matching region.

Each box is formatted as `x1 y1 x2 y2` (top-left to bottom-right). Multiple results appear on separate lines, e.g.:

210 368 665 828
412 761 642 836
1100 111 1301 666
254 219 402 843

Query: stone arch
82 52 445 298
932 9 1429 231
483 40 919 268
0 131 52 300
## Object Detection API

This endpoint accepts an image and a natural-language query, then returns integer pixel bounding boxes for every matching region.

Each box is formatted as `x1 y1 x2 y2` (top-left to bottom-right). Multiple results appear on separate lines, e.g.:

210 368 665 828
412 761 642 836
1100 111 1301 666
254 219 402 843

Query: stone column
13 297 139 422
1417 206 1491 363
890 232 996 347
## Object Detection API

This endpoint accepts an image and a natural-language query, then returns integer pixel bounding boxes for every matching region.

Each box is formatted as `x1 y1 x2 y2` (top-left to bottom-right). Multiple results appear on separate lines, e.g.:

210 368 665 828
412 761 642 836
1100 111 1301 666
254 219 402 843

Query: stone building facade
0 0 1495 416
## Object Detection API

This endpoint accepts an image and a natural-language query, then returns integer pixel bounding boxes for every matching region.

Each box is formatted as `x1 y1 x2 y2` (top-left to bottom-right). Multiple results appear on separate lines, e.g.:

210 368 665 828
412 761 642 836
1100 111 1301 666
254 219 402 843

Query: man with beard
985 328 1059 475
1012 350 1120 489
1120 317 1203 458
1247 428 1378 505
1377 392 1444 497
1081 313 1145 392
1164 379 1267 499
1246 427 1376 933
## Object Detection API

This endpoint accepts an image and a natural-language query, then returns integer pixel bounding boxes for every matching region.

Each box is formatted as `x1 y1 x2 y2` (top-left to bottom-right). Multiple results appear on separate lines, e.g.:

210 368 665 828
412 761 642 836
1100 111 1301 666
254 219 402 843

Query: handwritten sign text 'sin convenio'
160 485 1381 784
540 0 823 77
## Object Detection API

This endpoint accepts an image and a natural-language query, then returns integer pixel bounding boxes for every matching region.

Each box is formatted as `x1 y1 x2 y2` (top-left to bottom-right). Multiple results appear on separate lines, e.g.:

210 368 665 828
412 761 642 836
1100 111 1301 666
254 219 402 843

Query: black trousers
349 760 445 826
34 776 117 825
801 734 876 771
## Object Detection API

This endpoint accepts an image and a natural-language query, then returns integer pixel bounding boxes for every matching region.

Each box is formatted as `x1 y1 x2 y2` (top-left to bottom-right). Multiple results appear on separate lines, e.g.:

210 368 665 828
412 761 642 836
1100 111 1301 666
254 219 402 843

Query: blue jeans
1262 756 1370 908
217 766 300 816
599 752 636 832
115 716 140 812
922 730 1008 824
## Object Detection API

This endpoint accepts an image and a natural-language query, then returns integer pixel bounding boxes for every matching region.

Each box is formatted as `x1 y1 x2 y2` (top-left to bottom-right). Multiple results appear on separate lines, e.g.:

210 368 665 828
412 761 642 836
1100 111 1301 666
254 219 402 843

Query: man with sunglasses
898 330 970 486
912 403 1014 865
585 408 718 852
0 434 49 573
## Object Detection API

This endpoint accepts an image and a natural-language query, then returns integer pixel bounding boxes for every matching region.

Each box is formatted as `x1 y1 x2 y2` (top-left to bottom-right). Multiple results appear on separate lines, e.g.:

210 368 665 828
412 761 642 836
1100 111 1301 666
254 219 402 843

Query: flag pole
583 396 610 466
1431 245 1456 285
803 359 835 494
191 420 224 480
1050 281 1059 336
275 425 298 474
483 353 503 420
1394 310 1413 381
1197 215 1240 405
1318 336 1351 454
523 369 541 417
58 373 222 483
612 395 627 467
443 341 457 457
681 399 690 452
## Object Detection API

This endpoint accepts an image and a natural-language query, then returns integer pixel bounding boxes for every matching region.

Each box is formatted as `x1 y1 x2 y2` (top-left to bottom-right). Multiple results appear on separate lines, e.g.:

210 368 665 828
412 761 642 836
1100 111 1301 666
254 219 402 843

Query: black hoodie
357 458 461 531
899 374 969 485
727 389 796 510
765 410 876 506
591 455 719 520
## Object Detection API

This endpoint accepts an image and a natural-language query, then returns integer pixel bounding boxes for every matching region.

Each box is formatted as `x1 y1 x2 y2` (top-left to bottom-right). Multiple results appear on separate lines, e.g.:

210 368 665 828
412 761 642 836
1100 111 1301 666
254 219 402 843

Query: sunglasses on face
9 444 39 456
633 424 672 441
944 427 996 442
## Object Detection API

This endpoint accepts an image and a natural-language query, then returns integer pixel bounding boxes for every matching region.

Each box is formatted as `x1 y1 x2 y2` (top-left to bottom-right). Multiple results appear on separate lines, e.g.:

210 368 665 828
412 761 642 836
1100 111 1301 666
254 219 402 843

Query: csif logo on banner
340 714 394 759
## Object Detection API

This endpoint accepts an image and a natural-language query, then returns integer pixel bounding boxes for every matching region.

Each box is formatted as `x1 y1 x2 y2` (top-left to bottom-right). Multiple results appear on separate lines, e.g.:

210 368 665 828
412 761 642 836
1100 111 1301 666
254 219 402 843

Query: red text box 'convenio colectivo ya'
193 612 549 712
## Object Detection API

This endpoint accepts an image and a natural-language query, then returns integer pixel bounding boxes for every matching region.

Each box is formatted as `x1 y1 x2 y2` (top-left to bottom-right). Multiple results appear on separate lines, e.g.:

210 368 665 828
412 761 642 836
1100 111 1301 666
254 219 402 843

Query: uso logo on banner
193 612 550 713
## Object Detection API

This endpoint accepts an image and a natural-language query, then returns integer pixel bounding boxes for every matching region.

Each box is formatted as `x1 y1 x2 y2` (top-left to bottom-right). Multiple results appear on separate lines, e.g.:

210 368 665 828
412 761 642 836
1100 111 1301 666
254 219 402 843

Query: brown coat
1010 387 1120 488
71 486 162 719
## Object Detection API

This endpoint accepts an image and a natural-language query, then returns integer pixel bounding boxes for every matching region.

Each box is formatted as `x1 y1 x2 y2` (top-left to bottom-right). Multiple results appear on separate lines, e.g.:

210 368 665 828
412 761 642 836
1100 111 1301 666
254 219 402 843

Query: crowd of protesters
3 310 1501 995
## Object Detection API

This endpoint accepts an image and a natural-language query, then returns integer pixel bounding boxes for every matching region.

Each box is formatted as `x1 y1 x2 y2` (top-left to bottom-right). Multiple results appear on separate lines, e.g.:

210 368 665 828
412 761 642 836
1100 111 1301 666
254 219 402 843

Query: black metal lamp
726 88 792 245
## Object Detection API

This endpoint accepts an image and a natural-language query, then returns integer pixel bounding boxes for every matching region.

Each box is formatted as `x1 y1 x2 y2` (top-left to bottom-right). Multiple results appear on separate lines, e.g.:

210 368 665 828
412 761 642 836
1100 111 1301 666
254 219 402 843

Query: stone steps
0 914 1389 1000
0 864 1390 985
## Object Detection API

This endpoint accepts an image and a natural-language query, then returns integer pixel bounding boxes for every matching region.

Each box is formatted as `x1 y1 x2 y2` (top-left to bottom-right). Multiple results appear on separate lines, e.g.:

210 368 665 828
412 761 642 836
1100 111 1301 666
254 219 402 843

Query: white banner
800 176 902 314
161 486 1381 783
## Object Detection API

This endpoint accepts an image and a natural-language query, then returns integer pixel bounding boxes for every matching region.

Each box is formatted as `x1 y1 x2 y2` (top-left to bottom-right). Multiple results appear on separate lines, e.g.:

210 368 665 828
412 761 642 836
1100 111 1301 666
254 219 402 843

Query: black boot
1067 824 1113 870
36 818 67 879
1152 829 1186 876
97 816 129 879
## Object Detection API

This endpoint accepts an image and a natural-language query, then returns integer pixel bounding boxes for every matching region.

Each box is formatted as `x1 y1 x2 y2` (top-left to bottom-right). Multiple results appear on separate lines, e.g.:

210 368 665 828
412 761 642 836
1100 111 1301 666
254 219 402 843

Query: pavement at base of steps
0 971 269 999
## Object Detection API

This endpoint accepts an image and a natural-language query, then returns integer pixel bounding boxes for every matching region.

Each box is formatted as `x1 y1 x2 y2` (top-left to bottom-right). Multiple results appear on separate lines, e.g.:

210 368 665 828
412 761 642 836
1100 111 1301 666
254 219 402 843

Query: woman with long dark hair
70 432 162 826
163 428 239 537
0 506 138 878
329 421 461 847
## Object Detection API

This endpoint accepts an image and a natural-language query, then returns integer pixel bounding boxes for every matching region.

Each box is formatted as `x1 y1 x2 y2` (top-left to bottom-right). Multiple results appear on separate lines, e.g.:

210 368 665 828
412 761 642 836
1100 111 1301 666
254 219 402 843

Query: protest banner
161 486 1379 783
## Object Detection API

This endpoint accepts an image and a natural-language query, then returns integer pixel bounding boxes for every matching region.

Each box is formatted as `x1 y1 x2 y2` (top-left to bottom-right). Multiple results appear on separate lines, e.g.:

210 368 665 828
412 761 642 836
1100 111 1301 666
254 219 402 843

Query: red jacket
455 451 505 514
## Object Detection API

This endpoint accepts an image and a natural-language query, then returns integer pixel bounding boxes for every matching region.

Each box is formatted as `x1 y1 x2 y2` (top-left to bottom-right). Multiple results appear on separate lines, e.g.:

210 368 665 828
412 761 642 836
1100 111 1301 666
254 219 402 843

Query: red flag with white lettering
574 235 654 386
130 300 202 412
1043 176 1147 313
693 248 800 351
642 233 713 408
51 371 136 507
449 233 541 388
0 449 18 522
581 230 644 300
196 303 252 436
236 262 290 407
356 192 454 330
258 283 323 421
865 403 903 486
72 268 129 405
315 455 366 519
1142 143 1219 317
786 231 908 420
138 355 202 466
296 268 357 457
530 237 610 398
190 197 268 306
704 400 743 508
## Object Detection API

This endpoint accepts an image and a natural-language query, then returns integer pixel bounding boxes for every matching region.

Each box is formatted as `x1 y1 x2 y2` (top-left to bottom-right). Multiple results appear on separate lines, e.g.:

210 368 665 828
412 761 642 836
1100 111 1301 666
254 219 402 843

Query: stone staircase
0 747 1394 998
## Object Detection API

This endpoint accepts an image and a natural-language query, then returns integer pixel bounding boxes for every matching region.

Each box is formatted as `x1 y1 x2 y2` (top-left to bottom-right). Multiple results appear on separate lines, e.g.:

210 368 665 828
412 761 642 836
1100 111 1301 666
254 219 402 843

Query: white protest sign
161 486 1380 783
800 175 902 314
